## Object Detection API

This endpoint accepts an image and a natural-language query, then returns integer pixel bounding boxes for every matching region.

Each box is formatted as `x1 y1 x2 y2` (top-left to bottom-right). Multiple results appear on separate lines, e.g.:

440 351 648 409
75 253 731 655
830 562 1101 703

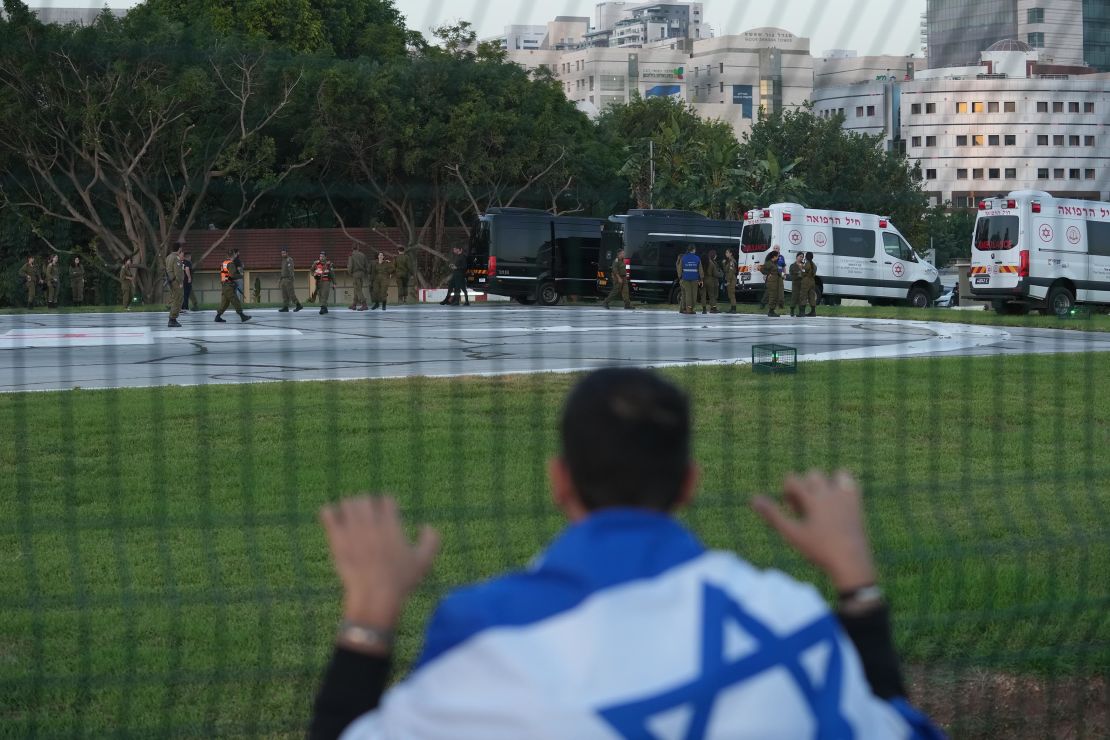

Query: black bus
597 210 743 303
466 207 605 305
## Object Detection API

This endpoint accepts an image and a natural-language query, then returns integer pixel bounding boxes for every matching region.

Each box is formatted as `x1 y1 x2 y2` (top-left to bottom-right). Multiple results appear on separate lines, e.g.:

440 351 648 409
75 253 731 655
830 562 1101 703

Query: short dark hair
806 252 814 261
560 368 690 512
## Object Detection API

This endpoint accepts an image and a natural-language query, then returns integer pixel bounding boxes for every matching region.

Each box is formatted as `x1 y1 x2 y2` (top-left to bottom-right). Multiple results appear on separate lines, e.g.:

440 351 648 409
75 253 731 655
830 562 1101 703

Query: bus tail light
488 255 497 275
1031 201 1041 213
1019 250 1029 277
762 209 770 218
782 212 792 222
624 258 631 278
1006 199 1016 209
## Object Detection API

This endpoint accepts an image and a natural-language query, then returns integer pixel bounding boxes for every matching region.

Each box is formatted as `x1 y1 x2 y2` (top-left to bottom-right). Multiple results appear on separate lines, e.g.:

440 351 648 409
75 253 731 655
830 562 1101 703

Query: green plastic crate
752 343 797 374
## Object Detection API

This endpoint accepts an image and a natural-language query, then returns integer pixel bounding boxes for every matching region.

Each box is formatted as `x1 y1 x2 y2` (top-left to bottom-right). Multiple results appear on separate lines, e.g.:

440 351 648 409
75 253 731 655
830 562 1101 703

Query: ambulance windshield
974 216 1018 251
741 223 772 253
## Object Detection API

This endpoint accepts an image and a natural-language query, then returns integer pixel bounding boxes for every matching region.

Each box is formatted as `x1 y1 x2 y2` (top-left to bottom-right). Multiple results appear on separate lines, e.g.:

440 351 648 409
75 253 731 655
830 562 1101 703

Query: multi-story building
8 5 126 24
811 55 918 146
610 2 706 48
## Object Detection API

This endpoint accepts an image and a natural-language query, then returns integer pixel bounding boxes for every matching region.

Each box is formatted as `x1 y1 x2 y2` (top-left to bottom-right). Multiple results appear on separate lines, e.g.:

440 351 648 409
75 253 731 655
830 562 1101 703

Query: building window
1027 7 1044 23
988 134 1000 145
589 76 594 90
911 136 921 147
925 169 937 179
720 82 724 93
953 196 971 208
1070 135 1080 146
1084 102 1094 113
1085 169 1096 180
925 135 937 146
866 105 875 116
1004 101 1016 112
956 169 968 179
972 102 984 113
972 134 985 146
926 102 936 114
1086 135 1096 146
989 168 1000 179
973 168 984 179
988 101 999 113
1037 168 1049 179
1037 101 1048 112
956 102 968 113
911 103 921 114
1069 169 1081 179
856 106 864 117
1054 168 1065 179
838 108 845 116
1037 134 1049 145
1004 134 1016 145
1053 101 1064 112
1069 101 1080 112
719 62 724 73
1004 168 1017 178
1054 134 1065 145
956 134 968 146
1028 32 1045 48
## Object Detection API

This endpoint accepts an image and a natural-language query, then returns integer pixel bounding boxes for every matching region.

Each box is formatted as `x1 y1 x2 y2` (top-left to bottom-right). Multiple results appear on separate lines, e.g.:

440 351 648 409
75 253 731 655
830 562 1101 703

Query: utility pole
648 139 655 209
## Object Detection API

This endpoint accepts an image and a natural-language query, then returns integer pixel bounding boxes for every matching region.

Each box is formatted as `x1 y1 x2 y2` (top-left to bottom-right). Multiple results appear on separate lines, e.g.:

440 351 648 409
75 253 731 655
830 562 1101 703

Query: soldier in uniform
678 245 702 315
441 246 469 306
723 248 738 313
70 256 85 306
278 246 303 312
761 249 784 317
800 252 818 317
181 250 198 312
19 255 39 310
347 244 369 311
369 251 394 310
119 257 136 310
674 253 687 312
701 250 720 314
395 246 412 303
165 244 185 327
312 251 335 314
788 252 805 317
603 249 631 309
44 254 60 308
214 247 252 323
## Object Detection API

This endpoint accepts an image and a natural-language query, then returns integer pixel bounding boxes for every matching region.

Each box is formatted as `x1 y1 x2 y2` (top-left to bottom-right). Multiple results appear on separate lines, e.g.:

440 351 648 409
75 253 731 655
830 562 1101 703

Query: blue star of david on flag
599 583 852 739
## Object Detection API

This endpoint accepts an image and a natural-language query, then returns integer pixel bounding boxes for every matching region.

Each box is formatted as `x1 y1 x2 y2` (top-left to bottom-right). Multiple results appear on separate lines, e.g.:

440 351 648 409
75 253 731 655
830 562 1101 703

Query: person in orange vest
214 247 251 323
313 251 335 315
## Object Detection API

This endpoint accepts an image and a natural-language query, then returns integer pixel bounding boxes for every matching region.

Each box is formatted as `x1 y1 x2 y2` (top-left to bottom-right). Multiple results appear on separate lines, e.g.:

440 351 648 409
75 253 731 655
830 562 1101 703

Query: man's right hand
751 471 877 593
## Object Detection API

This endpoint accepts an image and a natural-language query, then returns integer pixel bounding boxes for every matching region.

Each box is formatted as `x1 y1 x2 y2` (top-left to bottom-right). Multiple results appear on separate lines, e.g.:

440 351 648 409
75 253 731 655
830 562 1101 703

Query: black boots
168 319 181 328
214 314 226 323
294 303 303 312
320 306 328 315
238 312 251 322
381 300 387 311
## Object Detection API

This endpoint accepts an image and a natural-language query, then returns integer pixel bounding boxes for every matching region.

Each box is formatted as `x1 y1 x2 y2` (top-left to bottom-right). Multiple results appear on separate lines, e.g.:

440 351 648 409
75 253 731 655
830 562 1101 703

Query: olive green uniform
675 255 687 311
761 258 783 313
370 259 394 305
348 249 369 308
723 255 737 312
799 260 817 315
788 261 804 315
19 262 39 308
313 259 334 310
165 252 185 320
395 251 412 303
279 255 300 310
702 257 720 313
679 257 702 314
218 260 246 315
45 261 59 306
71 264 85 304
603 256 630 308
119 264 135 308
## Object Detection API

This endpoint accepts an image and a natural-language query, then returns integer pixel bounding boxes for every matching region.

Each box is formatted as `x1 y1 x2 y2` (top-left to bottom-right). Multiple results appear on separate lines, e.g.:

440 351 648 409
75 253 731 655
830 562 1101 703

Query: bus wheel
908 286 931 308
537 281 560 306
1046 284 1075 316
514 295 536 306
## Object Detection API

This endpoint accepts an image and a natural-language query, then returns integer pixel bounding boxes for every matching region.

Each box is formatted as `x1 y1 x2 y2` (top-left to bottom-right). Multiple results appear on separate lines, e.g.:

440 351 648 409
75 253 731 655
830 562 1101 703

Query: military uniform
312 257 334 314
679 251 702 314
603 255 630 309
723 254 738 312
675 255 686 312
443 250 469 306
761 256 783 316
45 260 60 308
215 256 251 323
702 256 720 314
370 257 394 309
119 264 135 309
165 251 185 326
19 261 39 309
348 248 369 310
279 253 302 312
70 262 85 305
799 259 817 317
395 250 412 303
788 260 804 316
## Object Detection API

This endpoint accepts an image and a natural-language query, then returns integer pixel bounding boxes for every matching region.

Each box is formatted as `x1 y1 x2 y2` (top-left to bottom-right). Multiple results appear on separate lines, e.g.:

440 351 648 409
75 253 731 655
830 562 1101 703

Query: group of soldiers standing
761 250 818 318
344 244 416 311
18 254 88 310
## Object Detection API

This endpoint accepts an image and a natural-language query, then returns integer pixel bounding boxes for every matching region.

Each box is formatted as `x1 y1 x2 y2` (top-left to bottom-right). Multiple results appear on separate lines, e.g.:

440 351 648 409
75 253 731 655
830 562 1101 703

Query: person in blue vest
679 245 702 315
310 368 945 740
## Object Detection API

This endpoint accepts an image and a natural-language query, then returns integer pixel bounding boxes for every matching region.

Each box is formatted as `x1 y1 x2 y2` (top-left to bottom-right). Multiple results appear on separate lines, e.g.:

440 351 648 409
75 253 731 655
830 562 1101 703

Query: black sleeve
837 603 908 700
308 647 392 740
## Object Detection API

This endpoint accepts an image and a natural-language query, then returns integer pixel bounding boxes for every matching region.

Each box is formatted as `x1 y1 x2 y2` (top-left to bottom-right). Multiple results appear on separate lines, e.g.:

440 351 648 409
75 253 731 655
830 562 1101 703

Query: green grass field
2 355 1108 737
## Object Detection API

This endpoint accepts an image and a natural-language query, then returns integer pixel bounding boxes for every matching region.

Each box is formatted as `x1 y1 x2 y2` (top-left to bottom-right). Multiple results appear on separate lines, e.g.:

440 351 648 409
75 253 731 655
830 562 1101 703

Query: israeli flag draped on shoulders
341 509 942 740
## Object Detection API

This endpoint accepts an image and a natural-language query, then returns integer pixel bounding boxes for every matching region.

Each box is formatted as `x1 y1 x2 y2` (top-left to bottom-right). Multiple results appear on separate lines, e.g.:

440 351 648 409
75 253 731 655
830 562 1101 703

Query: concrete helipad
1 305 1108 393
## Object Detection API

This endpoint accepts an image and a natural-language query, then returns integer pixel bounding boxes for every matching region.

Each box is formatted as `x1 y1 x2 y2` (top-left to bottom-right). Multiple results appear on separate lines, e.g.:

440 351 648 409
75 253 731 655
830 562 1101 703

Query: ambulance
737 203 941 307
969 191 1110 314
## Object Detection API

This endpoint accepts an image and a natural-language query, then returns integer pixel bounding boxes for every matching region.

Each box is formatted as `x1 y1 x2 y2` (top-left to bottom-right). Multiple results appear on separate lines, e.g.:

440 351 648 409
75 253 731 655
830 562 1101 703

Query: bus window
974 216 1018 250
741 223 772 253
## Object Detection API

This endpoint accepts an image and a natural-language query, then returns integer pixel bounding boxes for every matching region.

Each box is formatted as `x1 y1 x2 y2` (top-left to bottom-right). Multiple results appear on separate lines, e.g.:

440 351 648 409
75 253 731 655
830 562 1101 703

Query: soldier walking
70 256 85 306
678 245 702 315
347 244 369 311
441 246 469 306
45 254 60 308
702 250 720 314
800 252 818 317
395 246 412 304
788 252 805 317
312 251 335 314
370 252 394 310
119 257 136 310
761 249 784 317
165 244 185 328
723 248 738 313
19 256 39 310
603 249 631 309
278 246 303 312
214 248 252 323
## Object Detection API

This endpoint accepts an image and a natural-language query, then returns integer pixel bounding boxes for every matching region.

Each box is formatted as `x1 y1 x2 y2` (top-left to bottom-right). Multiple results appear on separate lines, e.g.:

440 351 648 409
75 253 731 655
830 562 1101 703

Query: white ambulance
969 190 1110 314
737 203 941 307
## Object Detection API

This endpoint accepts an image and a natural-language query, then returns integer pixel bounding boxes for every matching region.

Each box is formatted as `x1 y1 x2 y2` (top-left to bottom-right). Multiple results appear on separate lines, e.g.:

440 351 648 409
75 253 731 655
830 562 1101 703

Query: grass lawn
1 354 1108 737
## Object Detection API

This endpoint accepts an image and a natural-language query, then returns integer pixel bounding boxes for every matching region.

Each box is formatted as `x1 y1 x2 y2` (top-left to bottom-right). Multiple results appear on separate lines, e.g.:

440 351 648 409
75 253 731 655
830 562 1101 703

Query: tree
922 203 976 267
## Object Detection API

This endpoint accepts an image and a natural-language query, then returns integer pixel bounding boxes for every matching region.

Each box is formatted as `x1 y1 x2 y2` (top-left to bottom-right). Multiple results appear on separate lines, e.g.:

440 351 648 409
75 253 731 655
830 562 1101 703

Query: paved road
2 306 1108 392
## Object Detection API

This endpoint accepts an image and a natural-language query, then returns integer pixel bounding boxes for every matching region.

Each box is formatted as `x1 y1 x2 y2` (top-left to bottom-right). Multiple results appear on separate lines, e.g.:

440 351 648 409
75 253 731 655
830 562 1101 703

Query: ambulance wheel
908 286 931 309
1046 284 1075 316
537 281 560 306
